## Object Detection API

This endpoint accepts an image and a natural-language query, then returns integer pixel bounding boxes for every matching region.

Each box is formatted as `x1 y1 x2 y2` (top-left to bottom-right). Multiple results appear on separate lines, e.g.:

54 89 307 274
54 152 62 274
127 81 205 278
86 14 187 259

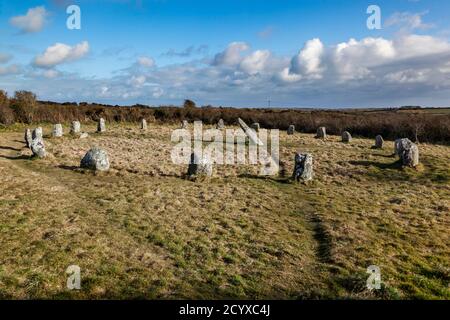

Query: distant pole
268 98 271 108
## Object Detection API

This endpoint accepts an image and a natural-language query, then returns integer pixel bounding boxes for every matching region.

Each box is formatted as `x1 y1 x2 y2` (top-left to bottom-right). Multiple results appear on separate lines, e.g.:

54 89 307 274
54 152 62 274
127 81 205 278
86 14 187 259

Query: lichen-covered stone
80 148 110 171
53 124 63 137
32 127 43 141
342 131 352 143
395 138 420 167
79 132 89 139
316 127 326 139
25 129 32 148
181 120 189 129
70 121 81 135
97 118 106 133
287 125 295 135
374 135 384 149
293 153 313 182
187 153 212 177
30 139 46 158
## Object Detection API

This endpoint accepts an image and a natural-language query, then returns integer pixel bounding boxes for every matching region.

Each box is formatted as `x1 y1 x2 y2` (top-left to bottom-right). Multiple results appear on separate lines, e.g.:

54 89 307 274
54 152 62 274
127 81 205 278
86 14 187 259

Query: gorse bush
0 90 449 143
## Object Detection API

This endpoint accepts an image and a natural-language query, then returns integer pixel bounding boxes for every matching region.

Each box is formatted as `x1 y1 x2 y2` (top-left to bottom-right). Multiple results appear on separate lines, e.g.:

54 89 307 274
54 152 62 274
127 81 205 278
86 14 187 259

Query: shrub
11 91 37 123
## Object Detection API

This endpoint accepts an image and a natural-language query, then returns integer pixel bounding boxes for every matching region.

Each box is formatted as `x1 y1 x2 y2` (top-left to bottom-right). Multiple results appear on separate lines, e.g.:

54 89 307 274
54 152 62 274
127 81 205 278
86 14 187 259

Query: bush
10 90 37 123
0 90 15 125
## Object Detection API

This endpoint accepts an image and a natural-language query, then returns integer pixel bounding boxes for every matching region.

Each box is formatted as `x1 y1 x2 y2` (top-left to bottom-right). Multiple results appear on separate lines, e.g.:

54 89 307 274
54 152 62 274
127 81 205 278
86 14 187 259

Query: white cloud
385 11 433 31
385 69 430 84
129 75 146 87
289 38 325 78
239 50 271 75
34 41 90 68
10 6 48 33
213 42 249 66
137 56 155 67
0 64 20 76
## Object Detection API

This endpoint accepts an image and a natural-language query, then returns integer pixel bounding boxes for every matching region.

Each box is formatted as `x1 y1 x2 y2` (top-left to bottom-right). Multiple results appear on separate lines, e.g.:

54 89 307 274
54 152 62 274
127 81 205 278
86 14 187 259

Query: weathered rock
25 129 32 148
70 121 81 135
342 131 352 143
394 138 412 157
80 148 110 171
293 153 313 182
287 125 295 135
187 153 212 177
237 118 263 146
316 127 326 139
395 138 420 167
251 123 260 132
374 135 384 149
181 120 189 129
402 143 420 167
30 139 46 158
52 124 63 137
141 119 147 130
32 127 43 141
97 118 106 133
216 119 225 130
79 132 89 139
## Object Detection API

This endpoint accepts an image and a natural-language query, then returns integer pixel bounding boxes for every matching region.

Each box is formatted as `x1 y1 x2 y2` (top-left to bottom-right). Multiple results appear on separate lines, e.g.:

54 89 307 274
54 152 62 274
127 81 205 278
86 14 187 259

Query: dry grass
0 122 449 299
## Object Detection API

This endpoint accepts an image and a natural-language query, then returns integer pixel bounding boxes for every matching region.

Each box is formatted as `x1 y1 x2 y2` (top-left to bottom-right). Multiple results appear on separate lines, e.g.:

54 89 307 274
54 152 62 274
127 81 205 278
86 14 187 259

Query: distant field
0 123 448 299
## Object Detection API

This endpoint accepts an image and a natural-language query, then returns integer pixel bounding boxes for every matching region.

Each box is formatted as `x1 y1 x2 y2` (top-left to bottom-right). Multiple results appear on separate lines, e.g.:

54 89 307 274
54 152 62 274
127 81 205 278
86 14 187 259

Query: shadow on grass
0 154 30 160
349 160 403 170
0 145 22 152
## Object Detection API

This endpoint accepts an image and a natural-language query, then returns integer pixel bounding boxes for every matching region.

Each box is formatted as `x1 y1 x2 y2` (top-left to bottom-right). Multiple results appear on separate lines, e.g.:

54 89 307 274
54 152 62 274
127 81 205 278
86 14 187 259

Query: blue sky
1 0 450 107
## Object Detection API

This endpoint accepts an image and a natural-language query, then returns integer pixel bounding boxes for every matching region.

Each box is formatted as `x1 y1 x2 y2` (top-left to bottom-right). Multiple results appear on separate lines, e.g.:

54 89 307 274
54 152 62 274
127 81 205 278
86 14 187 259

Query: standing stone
141 119 148 130
374 135 384 149
187 153 212 178
293 153 313 182
342 131 352 143
238 118 263 146
316 127 326 139
402 143 420 167
79 132 89 139
181 120 189 129
25 129 32 148
394 138 412 157
216 119 225 130
32 127 43 141
97 118 106 133
251 123 260 132
70 121 81 135
80 148 110 171
287 125 295 135
52 124 63 137
30 139 46 158
395 138 419 167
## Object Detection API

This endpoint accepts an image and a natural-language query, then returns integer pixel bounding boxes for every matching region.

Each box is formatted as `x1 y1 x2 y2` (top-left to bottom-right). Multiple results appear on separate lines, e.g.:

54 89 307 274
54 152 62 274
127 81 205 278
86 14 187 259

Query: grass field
0 122 449 299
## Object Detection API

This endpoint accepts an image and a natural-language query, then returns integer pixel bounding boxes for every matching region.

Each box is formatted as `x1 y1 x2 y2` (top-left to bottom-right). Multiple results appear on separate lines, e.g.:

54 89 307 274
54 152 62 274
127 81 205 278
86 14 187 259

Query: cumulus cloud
34 41 90 68
239 50 271 75
10 6 48 33
213 42 249 66
289 38 325 78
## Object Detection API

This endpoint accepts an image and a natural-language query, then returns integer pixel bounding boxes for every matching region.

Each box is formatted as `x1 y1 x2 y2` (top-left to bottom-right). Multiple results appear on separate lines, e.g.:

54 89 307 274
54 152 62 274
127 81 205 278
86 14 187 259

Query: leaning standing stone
70 121 81 135
251 123 260 132
30 139 46 158
141 119 147 130
181 120 189 129
97 118 106 133
25 129 32 148
374 135 384 149
287 125 295 135
316 127 326 139
80 148 110 171
293 153 313 182
52 124 63 137
32 127 43 141
187 153 212 178
342 131 352 143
